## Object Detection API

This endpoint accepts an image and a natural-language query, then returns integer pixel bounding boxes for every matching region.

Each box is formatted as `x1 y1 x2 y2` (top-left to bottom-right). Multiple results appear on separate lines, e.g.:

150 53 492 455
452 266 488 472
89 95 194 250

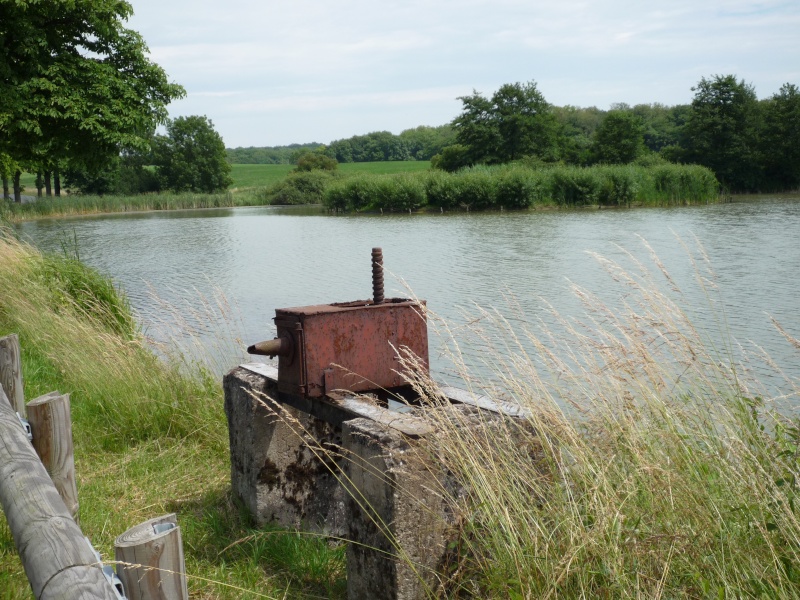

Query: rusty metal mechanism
248 248 429 398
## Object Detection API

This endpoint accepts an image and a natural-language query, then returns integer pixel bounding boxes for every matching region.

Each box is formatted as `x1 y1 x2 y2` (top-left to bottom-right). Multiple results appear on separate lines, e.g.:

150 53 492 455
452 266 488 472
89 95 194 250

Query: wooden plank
327 392 433 438
439 386 531 419
0 333 25 417
239 364 433 437
115 514 188 600
0 386 117 599
239 362 278 380
27 392 80 521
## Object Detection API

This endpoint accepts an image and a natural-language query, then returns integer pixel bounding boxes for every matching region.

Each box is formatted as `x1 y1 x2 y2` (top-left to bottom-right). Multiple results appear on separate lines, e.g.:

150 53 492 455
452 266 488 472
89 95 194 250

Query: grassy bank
0 232 346 598
1 161 433 222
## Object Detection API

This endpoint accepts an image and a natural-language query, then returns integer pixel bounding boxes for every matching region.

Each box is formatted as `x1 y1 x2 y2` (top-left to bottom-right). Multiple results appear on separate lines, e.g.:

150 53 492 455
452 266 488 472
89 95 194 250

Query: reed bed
0 190 275 222
325 163 720 212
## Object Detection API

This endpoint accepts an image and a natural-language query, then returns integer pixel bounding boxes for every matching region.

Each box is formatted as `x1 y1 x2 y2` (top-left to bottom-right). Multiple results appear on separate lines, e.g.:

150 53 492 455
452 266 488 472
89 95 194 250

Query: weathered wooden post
115 513 189 600
0 385 118 600
0 333 25 417
27 391 80 521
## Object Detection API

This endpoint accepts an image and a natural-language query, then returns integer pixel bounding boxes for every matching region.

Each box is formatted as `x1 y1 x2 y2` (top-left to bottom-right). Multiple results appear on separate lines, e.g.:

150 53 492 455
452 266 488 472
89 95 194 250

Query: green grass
398 241 800 598
230 164 294 189
0 233 346 599
230 161 431 189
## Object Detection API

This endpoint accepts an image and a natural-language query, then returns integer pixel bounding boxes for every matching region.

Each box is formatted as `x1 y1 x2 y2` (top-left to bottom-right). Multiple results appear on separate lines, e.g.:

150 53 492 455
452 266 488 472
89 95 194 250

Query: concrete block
343 417 451 600
223 367 346 535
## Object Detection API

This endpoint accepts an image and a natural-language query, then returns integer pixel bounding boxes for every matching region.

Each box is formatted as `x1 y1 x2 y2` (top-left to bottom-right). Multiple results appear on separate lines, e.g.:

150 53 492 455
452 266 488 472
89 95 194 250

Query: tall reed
323 163 720 212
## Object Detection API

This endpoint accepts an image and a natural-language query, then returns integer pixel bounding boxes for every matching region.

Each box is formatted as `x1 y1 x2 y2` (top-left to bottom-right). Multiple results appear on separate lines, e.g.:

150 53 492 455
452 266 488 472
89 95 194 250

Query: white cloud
126 0 800 145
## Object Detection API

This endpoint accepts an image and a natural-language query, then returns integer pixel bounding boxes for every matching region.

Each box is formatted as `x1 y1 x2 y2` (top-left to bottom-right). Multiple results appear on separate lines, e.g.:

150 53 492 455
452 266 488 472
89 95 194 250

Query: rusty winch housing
247 249 429 398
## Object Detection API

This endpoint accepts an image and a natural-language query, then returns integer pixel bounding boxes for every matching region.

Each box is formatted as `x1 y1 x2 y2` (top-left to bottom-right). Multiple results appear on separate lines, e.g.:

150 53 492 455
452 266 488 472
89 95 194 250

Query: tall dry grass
388 239 800 598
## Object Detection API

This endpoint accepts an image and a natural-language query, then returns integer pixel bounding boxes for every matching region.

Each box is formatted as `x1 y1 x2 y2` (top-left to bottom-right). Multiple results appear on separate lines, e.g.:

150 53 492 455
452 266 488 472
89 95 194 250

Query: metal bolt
372 247 384 304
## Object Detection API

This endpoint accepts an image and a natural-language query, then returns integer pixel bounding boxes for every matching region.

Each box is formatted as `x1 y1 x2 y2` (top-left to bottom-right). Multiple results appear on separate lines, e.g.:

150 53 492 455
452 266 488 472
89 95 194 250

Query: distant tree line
226 143 324 165
226 125 457 165
436 76 800 193
226 75 798 193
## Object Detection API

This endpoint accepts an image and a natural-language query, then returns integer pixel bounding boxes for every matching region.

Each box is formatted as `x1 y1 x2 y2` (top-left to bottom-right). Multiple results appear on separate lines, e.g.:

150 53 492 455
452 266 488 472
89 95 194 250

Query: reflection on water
16 198 800 410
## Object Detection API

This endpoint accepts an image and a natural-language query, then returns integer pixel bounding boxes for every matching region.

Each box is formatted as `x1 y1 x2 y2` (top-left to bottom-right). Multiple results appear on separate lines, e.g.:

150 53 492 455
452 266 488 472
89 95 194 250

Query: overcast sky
126 0 799 148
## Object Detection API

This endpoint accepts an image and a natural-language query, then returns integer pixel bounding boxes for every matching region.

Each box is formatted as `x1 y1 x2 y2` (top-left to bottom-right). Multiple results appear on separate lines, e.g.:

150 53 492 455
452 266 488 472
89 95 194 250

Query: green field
229 163 294 188
230 161 431 189
7 162 432 195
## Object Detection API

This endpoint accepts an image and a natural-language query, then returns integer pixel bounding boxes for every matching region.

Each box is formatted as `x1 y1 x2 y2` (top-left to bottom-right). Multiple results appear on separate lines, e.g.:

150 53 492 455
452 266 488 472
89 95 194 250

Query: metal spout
247 336 293 357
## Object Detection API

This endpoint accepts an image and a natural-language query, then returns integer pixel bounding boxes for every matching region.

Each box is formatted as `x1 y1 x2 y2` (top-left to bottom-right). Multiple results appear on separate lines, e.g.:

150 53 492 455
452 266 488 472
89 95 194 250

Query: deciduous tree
591 110 645 164
760 83 800 190
683 75 760 191
153 116 233 193
0 0 184 192
452 81 558 165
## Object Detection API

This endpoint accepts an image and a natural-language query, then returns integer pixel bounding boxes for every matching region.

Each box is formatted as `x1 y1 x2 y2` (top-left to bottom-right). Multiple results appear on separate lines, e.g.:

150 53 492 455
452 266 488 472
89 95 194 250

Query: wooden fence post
27 391 80 522
115 513 189 600
0 386 117 600
0 333 25 417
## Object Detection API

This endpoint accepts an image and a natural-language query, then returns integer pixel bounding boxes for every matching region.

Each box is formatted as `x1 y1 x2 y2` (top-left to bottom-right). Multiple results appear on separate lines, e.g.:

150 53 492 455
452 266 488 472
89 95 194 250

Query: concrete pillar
343 417 451 600
223 367 346 535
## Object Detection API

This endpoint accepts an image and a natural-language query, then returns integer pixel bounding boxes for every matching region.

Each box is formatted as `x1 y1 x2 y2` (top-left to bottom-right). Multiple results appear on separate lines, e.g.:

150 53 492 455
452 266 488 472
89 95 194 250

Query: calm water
16 197 800 408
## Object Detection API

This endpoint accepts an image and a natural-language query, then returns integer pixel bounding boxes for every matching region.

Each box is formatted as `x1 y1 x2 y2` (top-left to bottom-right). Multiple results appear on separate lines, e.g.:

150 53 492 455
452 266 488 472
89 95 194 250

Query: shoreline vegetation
2 230 800 597
0 232 347 598
1 161 721 223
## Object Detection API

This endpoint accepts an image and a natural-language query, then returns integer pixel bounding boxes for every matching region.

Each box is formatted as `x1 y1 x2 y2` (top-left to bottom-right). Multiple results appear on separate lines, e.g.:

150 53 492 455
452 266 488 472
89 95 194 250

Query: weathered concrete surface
224 364 542 600
343 417 451 600
223 366 347 535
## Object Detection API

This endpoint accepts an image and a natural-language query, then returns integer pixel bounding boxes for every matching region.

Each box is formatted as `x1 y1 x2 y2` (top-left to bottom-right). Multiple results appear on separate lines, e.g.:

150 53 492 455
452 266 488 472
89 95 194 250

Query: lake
15 196 800 411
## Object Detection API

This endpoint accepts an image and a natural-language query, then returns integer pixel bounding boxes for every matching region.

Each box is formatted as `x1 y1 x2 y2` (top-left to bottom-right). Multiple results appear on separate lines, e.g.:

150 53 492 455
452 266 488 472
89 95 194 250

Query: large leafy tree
760 83 800 190
591 110 645 164
0 0 184 200
451 81 558 166
153 116 233 193
682 75 760 191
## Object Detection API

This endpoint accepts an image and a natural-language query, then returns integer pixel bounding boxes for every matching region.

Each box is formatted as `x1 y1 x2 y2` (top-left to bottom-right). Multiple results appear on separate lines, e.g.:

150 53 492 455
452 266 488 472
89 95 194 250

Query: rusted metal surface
268 298 428 398
371 247 384 304
245 248 428 400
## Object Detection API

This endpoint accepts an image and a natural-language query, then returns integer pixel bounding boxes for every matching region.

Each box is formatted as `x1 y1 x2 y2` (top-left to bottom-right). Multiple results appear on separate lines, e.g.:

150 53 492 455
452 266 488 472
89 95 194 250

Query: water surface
17 197 800 408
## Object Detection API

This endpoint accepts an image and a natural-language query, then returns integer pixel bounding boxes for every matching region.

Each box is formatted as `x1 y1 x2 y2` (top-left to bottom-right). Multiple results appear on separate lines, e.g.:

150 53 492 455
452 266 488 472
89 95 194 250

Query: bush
372 174 425 211
295 153 338 172
431 144 472 172
323 175 378 211
455 168 497 210
266 171 335 205
495 167 542 209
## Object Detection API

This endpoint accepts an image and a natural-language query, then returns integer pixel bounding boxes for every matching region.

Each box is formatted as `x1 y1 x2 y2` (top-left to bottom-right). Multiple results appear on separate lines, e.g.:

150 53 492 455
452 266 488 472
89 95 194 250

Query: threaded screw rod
372 247 384 304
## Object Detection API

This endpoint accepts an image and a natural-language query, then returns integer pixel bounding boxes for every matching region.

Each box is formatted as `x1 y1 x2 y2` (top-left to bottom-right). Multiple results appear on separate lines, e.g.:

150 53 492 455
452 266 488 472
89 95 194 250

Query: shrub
266 171 335 205
372 174 425 211
456 168 497 210
494 167 542 209
295 153 338 172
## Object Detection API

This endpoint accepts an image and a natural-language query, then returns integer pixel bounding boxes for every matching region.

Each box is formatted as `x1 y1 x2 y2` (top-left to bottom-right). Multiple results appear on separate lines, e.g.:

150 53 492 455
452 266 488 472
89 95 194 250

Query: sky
125 0 800 149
